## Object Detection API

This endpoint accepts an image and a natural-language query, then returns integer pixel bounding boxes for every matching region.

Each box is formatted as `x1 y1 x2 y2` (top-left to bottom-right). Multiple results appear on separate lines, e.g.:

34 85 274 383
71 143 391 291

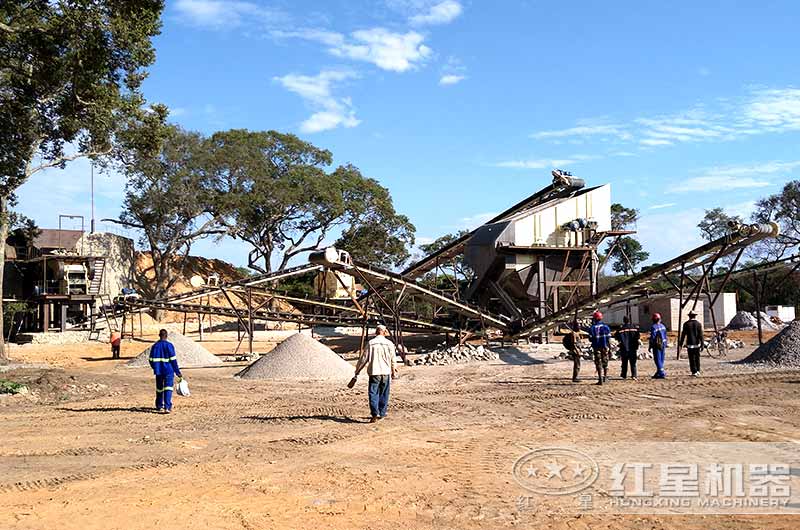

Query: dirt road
2 332 799 529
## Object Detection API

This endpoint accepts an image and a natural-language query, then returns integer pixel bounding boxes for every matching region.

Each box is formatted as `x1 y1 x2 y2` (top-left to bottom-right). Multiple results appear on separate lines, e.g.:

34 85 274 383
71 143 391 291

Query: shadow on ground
57 406 161 414
242 414 368 424
496 347 544 366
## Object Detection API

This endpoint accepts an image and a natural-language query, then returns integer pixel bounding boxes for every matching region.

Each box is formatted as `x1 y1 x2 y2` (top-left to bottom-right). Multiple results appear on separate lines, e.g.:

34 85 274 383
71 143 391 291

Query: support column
60 303 67 332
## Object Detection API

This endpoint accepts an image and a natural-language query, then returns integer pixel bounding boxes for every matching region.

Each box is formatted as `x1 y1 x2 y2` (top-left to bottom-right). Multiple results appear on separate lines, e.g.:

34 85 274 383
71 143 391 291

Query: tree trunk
0 195 8 362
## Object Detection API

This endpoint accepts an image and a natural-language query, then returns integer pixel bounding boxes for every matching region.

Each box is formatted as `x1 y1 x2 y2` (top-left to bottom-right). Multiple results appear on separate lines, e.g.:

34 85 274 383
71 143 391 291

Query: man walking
588 311 611 385
649 313 668 379
615 316 641 380
353 324 397 422
679 310 704 377
148 329 182 413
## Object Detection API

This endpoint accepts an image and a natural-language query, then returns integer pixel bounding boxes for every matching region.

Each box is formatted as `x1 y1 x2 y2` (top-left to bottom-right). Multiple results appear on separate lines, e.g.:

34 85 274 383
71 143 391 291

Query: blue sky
16 0 800 268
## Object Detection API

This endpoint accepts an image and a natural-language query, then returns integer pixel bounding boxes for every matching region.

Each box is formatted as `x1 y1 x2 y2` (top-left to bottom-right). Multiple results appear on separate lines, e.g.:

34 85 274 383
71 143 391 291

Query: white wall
704 292 737 328
512 185 612 247
765 305 796 322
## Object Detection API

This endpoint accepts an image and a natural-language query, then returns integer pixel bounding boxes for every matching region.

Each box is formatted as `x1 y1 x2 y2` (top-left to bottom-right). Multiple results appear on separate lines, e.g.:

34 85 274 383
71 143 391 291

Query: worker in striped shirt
588 311 612 385
148 329 182 413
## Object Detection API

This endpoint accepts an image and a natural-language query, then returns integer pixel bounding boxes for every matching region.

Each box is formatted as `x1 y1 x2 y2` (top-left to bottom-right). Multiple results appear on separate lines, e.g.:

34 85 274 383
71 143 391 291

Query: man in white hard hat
352 324 397 423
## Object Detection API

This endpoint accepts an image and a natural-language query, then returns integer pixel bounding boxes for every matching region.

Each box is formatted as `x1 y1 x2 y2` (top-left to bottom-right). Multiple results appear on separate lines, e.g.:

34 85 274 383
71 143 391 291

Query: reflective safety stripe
163 386 173 391
155 387 174 393
148 357 177 362
156 388 163 393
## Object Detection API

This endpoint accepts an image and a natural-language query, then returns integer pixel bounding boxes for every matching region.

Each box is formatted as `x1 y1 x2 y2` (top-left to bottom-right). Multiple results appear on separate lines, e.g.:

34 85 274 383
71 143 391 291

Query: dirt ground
2 328 799 529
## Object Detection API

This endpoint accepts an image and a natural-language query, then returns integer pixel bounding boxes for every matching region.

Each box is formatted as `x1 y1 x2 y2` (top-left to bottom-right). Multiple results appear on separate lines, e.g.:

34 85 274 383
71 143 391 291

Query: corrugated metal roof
34 229 83 250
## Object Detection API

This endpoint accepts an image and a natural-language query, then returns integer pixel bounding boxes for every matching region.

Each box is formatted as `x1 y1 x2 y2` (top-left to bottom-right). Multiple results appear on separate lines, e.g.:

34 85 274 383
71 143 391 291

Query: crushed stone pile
235 332 354 381
125 332 222 368
726 311 779 331
414 343 500 366
738 321 800 367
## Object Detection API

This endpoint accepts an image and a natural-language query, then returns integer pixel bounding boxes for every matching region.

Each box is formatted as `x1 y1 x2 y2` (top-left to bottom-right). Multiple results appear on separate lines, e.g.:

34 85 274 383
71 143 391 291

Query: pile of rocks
126 332 223 368
738 320 800 367
726 311 779 331
414 344 500 366
235 332 354 381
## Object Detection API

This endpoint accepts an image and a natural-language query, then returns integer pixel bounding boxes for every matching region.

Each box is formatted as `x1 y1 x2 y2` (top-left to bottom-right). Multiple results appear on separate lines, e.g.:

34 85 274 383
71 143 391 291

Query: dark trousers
368 375 391 418
571 350 581 381
593 347 609 378
155 373 174 411
111 344 120 359
687 347 701 374
620 349 638 378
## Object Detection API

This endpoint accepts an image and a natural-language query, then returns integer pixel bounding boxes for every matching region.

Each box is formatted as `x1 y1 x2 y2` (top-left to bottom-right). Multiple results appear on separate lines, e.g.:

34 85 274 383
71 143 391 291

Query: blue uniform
649 323 668 377
588 323 612 350
149 340 181 411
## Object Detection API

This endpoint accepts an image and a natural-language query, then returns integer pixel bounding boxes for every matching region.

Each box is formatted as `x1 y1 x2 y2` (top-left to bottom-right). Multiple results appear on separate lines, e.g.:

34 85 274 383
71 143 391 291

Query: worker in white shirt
352 324 397 423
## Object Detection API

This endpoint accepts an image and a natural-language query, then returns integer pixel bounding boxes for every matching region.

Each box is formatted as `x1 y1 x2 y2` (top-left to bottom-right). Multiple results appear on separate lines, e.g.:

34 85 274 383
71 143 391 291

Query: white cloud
439 74 465 85
742 88 800 131
458 212 498 230
174 0 285 29
532 86 800 151
698 67 711 77
274 70 360 133
531 124 630 141
331 28 431 72
666 160 799 193
649 203 676 210
409 0 463 25
494 154 595 169
277 28 431 73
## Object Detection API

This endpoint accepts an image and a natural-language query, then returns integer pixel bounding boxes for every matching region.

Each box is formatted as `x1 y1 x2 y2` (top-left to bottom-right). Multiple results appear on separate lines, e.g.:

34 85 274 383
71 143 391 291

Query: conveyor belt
511 222 780 338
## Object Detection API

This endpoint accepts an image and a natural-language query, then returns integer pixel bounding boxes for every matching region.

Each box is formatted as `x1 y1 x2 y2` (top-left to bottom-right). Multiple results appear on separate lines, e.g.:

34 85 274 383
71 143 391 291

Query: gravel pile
125 332 222 368
235 332 354 381
414 343 500 366
738 321 800 367
726 311 779 331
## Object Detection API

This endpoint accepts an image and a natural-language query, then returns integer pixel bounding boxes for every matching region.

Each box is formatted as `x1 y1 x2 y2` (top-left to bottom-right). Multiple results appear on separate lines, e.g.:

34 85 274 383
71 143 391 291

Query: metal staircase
88 257 106 295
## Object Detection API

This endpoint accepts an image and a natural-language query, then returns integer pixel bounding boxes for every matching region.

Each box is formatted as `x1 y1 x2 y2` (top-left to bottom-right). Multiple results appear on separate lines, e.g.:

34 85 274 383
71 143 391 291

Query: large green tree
610 203 639 231
207 129 414 272
605 203 648 275
0 0 163 359
752 180 800 258
698 207 743 241
609 236 650 276
112 124 224 300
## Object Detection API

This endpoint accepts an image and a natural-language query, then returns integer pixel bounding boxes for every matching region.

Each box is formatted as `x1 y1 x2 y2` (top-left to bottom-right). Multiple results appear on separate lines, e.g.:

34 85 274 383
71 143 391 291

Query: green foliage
698 207 742 242
608 236 649 276
274 272 317 298
0 380 26 394
206 129 415 272
234 266 255 278
752 180 800 258
335 217 415 269
417 230 473 282
610 203 639 231
116 124 223 299
0 0 164 195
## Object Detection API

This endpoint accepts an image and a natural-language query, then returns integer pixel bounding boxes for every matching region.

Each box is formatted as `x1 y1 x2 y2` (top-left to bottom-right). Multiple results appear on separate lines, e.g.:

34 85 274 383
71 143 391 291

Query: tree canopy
0 0 164 359
610 203 639 231
206 129 415 272
698 207 743 242
752 180 800 258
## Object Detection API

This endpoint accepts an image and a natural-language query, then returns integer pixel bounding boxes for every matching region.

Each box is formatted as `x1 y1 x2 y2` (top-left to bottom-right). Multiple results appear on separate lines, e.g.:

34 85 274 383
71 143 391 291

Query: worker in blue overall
588 311 612 385
649 313 668 379
149 329 182 413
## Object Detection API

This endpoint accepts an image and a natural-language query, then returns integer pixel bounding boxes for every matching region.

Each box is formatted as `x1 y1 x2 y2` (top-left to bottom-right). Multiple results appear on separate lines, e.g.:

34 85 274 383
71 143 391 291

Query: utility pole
90 161 95 234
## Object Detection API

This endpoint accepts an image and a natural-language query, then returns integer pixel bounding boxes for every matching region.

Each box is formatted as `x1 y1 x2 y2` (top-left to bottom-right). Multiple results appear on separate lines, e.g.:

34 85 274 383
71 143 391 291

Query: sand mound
235 332 354 381
739 321 800 367
726 311 778 331
125 332 223 368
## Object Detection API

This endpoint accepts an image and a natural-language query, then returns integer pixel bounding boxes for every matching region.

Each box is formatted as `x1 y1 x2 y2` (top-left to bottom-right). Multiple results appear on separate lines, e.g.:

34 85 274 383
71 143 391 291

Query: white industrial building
765 305 796 323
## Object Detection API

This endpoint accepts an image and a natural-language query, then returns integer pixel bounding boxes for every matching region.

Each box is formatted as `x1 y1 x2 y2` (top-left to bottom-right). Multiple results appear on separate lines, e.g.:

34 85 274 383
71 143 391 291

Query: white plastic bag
176 378 190 397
